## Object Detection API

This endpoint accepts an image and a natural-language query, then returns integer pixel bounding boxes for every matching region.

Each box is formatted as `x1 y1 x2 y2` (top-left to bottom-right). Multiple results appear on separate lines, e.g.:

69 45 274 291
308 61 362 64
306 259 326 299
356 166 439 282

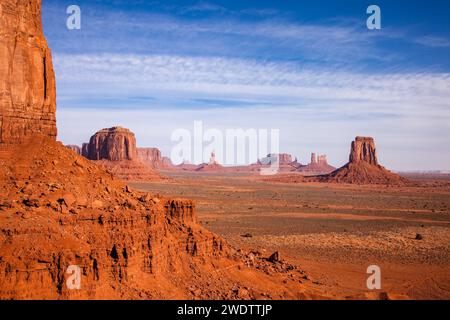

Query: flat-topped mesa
0 0 57 144
349 136 378 166
86 126 137 161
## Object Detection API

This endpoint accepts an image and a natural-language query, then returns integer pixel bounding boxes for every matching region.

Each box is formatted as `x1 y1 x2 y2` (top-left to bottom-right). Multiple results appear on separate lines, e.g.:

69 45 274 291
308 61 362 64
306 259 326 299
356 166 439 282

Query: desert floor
131 172 450 299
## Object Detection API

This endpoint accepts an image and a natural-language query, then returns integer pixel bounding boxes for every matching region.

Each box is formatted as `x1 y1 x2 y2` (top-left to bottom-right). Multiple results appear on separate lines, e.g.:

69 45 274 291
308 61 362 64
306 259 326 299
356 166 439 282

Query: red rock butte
317 136 407 185
349 136 378 165
86 127 137 161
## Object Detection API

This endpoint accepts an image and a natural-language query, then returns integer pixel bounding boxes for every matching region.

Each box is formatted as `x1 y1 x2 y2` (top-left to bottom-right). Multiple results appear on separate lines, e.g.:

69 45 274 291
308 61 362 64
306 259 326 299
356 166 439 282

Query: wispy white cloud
414 35 450 48
54 53 450 116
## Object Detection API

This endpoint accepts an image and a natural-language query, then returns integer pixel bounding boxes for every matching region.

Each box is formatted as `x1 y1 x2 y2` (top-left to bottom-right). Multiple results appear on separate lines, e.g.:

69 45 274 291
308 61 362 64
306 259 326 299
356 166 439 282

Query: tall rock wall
0 0 57 144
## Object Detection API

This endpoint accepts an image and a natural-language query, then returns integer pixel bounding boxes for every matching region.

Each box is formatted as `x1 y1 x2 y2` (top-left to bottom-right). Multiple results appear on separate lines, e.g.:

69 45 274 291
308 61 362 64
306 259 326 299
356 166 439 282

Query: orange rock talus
0 139 230 299
0 0 56 144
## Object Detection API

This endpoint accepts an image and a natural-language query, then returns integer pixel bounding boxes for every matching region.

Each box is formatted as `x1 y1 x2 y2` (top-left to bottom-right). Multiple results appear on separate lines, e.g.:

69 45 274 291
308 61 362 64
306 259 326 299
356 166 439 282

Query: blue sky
42 0 450 170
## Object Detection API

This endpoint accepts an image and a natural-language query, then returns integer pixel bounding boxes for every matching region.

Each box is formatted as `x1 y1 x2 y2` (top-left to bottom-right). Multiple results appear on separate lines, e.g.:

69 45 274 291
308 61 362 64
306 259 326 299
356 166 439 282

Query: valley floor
131 172 450 299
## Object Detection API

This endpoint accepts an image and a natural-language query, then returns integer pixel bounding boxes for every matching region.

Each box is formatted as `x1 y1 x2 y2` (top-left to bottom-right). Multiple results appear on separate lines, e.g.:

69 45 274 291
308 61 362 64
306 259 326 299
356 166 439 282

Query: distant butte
298 153 335 174
81 126 165 181
316 137 407 185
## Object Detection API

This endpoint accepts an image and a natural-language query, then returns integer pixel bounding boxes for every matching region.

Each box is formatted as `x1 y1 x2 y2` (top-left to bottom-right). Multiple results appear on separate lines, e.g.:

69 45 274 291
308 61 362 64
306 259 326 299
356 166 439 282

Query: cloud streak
54 53 450 116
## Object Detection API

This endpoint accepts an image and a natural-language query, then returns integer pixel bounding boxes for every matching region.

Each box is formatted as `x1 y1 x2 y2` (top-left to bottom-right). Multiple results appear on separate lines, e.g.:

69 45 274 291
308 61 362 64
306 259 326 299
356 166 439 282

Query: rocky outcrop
85 127 137 161
349 137 378 165
260 153 296 165
298 153 335 174
82 127 161 181
258 153 300 173
137 147 162 169
195 152 224 171
0 0 57 144
0 139 229 298
317 137 407 185
161 156 174 168
65 144 81 155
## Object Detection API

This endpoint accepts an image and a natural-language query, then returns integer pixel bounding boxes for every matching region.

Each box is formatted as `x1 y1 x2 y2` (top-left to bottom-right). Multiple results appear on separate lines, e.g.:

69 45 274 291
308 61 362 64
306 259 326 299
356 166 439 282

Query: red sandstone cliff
0 0 56 144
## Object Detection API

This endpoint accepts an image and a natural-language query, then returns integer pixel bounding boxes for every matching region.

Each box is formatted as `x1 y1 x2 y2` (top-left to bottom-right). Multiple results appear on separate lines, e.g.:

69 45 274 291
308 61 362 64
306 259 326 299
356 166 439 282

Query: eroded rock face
137 147 162 168
86 127 137 161
349 136 378 165
0 139 229 299
0 0 56 144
